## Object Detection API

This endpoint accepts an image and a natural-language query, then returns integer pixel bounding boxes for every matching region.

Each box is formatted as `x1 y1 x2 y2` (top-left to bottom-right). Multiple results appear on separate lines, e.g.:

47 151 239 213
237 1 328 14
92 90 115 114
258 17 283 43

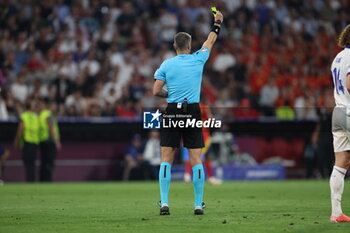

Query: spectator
0 94 9 120
128 75 145 102
87 103 102 117
102 101 116 117
0 0 347 118
93 15 115 51
116 52 134 88
255 0 271 27
66 105 78 117
212 48 236 73
59 54 78 80
10 74 28 103
159 8 178 43
141 89 157 109
79 50 100 77
65 90 87 116
211 124 236 165
109 44 124 67
117 100 135 118
259 78 279 116
72 42 88 63
294 89 318 120
234 98 260 119
122 135 153 181
28 79 49 99
104 88 119 105
51 72 72 105
116 2 137 44
215 90 236 118
136 50 153 77
183 0 202 25
102 75 122 101
143 131 161 180
274 0 288 24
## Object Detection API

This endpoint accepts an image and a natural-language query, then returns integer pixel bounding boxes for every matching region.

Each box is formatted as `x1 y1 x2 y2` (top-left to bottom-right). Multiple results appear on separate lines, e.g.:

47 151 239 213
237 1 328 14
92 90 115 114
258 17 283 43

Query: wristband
215 20 222 25
211 25 221 35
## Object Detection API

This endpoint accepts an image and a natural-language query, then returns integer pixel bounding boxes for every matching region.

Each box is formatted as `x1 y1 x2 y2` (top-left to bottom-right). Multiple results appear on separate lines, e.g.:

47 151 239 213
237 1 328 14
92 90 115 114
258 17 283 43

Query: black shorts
160 103 204 148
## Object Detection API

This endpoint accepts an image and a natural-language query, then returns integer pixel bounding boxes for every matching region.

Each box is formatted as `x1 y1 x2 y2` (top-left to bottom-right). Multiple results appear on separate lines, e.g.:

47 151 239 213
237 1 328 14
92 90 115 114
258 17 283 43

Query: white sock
330 166 347 217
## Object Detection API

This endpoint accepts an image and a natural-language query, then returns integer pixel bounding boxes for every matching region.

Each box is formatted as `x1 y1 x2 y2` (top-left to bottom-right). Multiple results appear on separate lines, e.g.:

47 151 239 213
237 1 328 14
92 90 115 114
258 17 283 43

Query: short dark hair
338 24 350 48
174 32 191 51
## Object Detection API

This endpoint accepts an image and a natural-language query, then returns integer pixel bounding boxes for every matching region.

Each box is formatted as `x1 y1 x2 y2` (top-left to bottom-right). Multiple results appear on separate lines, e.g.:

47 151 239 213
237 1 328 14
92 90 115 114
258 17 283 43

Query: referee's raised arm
202 10 224 51
153 11 224 98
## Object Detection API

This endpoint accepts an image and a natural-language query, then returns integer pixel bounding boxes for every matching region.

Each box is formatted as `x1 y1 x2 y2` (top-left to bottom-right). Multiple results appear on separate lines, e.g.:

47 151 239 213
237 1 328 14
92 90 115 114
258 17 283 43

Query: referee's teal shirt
154 47 210 104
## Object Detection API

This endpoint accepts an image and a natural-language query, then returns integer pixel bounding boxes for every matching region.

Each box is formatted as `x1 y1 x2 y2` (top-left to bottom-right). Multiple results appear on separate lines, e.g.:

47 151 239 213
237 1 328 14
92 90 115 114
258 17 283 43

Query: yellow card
211 7 217 17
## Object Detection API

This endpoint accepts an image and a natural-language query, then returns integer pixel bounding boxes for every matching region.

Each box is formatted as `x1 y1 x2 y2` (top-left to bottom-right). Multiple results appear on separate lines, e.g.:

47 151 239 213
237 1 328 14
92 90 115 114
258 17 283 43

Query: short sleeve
154 62 166 82
193 47 210 63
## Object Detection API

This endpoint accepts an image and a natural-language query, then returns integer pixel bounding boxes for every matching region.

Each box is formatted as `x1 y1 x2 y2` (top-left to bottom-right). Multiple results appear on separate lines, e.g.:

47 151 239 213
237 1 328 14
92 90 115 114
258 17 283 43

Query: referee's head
173 32 191 53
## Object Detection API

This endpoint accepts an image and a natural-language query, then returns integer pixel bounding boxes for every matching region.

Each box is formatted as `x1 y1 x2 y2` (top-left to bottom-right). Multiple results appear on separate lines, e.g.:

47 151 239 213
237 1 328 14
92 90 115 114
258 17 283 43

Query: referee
153 10 224 215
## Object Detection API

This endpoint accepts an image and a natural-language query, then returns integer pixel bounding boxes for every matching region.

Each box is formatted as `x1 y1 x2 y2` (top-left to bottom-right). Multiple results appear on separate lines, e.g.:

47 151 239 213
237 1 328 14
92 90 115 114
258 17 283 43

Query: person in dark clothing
312 92 335 178
51 72 73 104
0 146 10 184
39 101 61 182
115 2 137 45
14 101 41 182
122 134 154 181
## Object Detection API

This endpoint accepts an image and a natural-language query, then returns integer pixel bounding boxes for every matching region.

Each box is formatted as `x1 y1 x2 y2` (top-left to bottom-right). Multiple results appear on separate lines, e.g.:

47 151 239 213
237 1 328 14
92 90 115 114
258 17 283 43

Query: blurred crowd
0 0 349 120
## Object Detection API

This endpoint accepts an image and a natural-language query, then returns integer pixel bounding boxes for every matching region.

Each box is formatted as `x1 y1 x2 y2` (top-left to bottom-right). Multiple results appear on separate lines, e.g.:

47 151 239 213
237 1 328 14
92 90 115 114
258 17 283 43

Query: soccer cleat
194 206 204 215
330 214 350 223
158 202 170 215
194 202 206 215
160 205 170 215
184 173 191 184
208 177 223 185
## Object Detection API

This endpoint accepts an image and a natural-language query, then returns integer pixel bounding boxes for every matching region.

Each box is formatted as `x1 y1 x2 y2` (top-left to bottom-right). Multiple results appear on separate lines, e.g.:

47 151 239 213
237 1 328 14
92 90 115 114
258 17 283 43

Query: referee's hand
215 11 223 23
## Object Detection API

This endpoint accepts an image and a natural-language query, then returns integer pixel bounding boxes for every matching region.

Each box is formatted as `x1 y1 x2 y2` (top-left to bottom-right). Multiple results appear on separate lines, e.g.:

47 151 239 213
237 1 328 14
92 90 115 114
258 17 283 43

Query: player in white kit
330 24 350 223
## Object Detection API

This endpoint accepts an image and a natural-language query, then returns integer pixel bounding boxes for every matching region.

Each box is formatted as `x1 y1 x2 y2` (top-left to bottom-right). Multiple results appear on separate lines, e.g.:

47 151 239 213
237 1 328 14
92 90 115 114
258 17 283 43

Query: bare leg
188 148 202 166
161 147 176 164
334 152 350 169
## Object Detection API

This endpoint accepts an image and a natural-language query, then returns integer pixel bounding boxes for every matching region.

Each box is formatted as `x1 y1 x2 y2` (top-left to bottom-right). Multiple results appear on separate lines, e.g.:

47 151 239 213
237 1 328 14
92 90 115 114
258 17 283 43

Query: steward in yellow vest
14 102 40 182
38 102 61 182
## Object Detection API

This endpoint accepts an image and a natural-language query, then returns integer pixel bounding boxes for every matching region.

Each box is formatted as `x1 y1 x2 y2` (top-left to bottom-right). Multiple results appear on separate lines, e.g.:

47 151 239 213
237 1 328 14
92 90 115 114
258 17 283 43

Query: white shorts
332 107 350 152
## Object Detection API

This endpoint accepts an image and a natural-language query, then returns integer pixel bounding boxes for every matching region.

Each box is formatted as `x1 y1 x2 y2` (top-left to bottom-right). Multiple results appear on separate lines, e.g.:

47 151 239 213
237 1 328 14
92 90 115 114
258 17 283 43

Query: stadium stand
0 0 349 119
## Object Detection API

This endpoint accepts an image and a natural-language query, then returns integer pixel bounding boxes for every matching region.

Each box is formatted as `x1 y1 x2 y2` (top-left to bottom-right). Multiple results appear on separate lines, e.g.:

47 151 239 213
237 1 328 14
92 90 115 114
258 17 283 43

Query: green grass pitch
1 181 349 233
